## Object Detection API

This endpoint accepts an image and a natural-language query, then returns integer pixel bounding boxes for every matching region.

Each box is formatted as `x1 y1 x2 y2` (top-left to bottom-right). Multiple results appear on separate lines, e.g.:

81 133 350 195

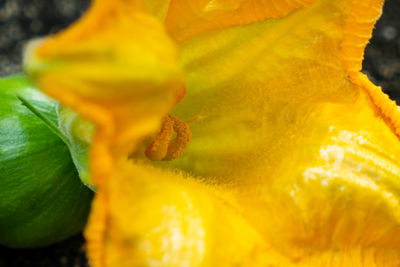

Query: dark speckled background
363 0 400 103
0 0 399 266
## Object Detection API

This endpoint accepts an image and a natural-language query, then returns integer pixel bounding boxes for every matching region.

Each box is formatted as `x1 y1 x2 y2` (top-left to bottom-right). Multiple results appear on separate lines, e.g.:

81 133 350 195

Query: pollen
145 115 192 161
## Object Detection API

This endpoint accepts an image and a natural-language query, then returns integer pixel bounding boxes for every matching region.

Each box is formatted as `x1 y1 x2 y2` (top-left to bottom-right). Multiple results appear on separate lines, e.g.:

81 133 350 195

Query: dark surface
0 0 399 266
363 0 400 103
0 0 90 75
0 235 88 267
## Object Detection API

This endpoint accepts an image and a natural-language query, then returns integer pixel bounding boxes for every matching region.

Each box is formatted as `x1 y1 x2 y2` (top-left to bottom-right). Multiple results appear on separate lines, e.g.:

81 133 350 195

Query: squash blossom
24 0 400 266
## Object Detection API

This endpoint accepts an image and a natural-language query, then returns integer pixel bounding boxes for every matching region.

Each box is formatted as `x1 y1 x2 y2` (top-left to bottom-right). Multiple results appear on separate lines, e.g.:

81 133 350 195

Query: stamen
145 116 174 161
164 116 192 161
145 115 191 161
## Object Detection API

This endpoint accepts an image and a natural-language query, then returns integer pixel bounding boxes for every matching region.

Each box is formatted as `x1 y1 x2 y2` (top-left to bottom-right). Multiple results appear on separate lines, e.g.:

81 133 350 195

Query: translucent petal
85 161 290 266
25 1 184 185
151 0 400 262
163 0 315 42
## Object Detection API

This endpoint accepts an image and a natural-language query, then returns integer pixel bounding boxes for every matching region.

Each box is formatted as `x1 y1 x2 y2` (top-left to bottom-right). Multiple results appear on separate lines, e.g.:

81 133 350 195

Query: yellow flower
25 0 400 266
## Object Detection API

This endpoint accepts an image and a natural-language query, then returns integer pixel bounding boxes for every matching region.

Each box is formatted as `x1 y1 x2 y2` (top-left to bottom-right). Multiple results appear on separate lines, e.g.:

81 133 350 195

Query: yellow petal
85 160 292 267
162 0 390 178
88 150 400 266
25 0 184 185
143 0 172 21
150 0 400 263
162 0 316 42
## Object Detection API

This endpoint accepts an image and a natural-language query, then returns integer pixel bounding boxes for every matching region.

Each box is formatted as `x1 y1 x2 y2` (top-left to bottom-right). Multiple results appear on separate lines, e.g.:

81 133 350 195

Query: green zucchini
0 74 93 248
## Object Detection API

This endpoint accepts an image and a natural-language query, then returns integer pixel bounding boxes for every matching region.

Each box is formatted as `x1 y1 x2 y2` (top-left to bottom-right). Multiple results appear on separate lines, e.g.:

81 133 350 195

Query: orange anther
145 115 191 161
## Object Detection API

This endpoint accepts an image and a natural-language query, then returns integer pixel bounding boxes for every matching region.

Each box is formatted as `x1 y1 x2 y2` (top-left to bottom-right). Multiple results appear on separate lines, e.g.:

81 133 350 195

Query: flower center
145 115 191 161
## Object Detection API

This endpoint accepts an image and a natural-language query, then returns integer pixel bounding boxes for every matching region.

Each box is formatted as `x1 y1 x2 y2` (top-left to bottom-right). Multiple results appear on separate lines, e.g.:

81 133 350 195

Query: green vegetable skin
0 74 93 248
